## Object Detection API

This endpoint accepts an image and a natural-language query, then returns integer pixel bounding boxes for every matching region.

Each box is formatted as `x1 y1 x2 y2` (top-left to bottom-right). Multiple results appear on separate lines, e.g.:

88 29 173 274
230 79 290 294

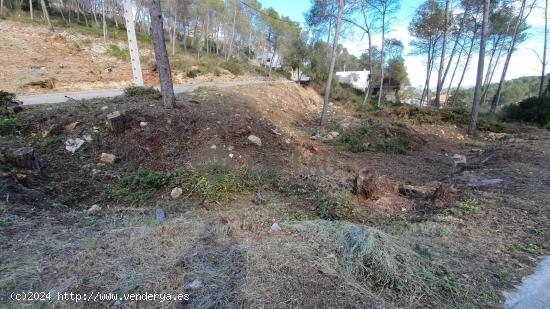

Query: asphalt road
18 80 283 105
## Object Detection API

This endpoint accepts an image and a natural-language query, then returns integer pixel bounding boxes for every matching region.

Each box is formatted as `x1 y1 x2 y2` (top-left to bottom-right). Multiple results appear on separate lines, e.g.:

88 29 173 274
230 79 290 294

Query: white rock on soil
247 135 262 147
100 153 117 164
452 154 467 167
140 122 148 128
185 279 203 290
271 223 281 232
87 204 101 214
171 187 183 199
65 138 85 153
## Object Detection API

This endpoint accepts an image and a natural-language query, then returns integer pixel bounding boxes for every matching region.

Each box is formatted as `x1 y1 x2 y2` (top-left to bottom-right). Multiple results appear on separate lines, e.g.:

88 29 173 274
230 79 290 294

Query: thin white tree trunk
29 0 33 19
172 12 177 55
377 10 386 106
39 0 53 31
319 0 344 125
227 0 237 60
102 0 108 44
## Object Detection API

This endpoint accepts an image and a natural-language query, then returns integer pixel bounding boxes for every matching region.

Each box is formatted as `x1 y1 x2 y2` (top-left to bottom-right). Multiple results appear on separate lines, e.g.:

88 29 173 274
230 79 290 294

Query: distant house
291 68 311 83
336 70 370 91
257 52 282 69
371 77 401 102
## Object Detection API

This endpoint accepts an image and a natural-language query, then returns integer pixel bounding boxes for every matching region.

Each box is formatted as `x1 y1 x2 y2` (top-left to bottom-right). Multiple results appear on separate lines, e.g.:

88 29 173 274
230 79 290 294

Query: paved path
504 256 550 309
19 80 283 105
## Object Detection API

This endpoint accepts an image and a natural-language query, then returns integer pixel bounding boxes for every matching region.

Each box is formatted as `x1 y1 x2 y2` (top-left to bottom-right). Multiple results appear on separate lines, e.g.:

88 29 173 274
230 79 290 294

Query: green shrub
0 91 21 115
186 69 200 78
503 96 550 127
339 123 372 152
457 199 480 214
108 44 130 61
223 59 242 75
371 137 409 154
123 86 160 97
0 117 18 135
107 164 280 206
317 190 357 220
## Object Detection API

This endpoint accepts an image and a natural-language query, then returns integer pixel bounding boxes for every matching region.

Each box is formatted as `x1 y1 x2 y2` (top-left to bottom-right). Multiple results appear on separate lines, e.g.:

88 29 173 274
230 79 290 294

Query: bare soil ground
0 82 549 308
0 19 264 95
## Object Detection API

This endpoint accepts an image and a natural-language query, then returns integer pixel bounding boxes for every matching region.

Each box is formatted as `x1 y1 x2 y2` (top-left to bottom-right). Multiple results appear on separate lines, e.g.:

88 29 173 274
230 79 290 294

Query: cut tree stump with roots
107 111 126 134
2 147 42 170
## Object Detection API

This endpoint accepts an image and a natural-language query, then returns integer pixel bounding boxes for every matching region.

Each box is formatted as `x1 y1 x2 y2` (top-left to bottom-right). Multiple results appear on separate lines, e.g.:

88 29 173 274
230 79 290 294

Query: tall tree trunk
150 0 175 108
1 0 4 15
361 3 373 105
39 0 53 31
377 10 386 106
420 39 433 106
172 12 177 55
435 0 450 107
441 8 469 97
227 0 237 61
452 33 476 105
206 13 210 55
102 0 108 44
444 38 466 105
29 0 33 19
490 0 528 113
540 0 548 97
469 0 490 136
319 0 344 125
93 6 98 27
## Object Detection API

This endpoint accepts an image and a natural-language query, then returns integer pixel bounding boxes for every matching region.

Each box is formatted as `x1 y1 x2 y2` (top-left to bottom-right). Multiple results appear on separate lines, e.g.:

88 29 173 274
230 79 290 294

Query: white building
335 70 370 91
257 52 282 69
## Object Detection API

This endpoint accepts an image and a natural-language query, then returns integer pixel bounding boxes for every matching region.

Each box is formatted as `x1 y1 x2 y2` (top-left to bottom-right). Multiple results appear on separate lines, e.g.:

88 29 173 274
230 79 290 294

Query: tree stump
2 147 41 170
107 111 126 134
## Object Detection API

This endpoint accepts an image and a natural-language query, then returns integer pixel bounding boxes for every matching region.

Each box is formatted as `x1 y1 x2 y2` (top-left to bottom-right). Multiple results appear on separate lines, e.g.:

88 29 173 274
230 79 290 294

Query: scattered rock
252 192 267 205
155 208 165 222
271 223 281 232
64 121 79 132
99 153 117 164
452 154 467 167
185 279 203 290
285 138 292 144
210 145 217 149
83 134 93 142
2 147 41 170
139 121 148 128
329 131 339 138
229 153 234 158
101 105 108 111
247 135 262 147
15 173 28 181
87 204 101 214
468 178 503 188
65 138 85 153
171 187 183 199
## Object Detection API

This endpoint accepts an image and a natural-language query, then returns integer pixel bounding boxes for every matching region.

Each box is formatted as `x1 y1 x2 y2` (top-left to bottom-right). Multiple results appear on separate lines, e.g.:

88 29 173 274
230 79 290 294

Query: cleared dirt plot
1 82 548 308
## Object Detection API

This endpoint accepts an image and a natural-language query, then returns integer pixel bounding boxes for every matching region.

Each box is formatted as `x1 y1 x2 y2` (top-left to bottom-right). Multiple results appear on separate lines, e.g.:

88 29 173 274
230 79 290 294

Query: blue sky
258 0 547 88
